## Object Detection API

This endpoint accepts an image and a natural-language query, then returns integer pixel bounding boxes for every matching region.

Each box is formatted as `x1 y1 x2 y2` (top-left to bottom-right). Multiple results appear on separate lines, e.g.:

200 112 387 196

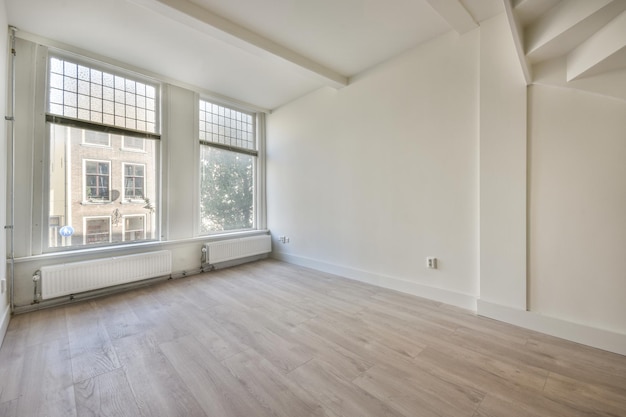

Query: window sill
81 200 113 205
12 229 270 263
120 199 146 205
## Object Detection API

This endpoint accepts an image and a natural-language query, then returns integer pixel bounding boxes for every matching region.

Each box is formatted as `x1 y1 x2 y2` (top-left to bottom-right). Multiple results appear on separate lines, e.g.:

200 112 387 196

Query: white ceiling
6 0 626 109
6 0 503 110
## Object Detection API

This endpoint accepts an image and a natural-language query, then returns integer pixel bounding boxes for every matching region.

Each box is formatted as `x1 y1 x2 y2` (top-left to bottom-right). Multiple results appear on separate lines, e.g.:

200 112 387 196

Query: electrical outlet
1 278 5 293
279 236 290 244
426 257 438 269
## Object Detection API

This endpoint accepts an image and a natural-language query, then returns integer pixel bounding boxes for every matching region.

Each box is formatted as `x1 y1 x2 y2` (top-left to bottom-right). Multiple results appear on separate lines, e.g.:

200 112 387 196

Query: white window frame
122 162 146 201
38 49 163 253
122 214 146 242
198 98 261 235
82 130 111 147
83 159 111 203
122 136 146 152
83 216 112 245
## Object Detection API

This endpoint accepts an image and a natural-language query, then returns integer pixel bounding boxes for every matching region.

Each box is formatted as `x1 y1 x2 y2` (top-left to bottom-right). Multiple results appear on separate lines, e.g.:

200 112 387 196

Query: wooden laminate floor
0 259 625 417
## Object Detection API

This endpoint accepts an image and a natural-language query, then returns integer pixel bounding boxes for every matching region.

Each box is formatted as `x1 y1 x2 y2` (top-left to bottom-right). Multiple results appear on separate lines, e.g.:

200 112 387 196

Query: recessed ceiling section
187 0 452 76
6 0 504 110
6 0 330 109
508 0 626 100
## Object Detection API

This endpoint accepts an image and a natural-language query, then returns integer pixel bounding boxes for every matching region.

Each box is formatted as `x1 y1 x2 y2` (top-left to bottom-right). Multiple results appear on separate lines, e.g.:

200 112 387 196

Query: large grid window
46 53 160 251
199 99 257 233
48 56 158 133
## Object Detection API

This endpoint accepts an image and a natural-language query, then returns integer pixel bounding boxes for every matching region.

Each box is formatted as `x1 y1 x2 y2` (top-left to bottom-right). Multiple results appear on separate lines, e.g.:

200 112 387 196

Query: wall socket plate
1 278 6 294
426 257 438 269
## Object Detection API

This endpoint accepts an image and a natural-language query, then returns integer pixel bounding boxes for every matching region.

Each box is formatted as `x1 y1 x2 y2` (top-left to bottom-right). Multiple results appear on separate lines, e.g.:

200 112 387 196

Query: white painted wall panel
267 31 480 307
529 84 626 335
479 14 528 310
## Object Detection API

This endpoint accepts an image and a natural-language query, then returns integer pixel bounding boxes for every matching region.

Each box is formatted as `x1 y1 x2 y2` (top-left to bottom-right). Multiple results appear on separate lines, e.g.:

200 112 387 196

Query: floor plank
159 335 273 417
65 301 121 383
1 259 625 417
113 332 208 417
74 368 141 417
222 349 328 417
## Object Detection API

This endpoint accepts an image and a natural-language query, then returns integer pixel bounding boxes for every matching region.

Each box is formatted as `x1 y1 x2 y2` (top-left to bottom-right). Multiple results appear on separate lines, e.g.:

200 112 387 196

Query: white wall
478 14 528 310
529 84 626 335
267 30 480 309
0 0 11 345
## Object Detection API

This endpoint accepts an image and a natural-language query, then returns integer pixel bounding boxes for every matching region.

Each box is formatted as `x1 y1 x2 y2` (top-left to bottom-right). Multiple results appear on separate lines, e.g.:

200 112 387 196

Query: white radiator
40 250 172 300
204 235 271 265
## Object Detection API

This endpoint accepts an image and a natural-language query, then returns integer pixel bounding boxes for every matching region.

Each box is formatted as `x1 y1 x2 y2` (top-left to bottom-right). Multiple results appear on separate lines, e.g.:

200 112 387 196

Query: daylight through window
199 99 257 233
47 54 160 250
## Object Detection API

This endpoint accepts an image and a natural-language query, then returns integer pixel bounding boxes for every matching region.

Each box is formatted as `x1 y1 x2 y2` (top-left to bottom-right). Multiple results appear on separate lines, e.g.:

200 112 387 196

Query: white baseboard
271 252 625 356
271 251 477 311
0 303 10 348
478 300 626 356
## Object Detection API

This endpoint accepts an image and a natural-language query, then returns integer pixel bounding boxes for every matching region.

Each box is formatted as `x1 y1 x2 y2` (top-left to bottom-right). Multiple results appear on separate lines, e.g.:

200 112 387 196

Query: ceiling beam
127 0 348 89
525 0 612 59
425 0 478 34
567 10 626 81
502 0 532 84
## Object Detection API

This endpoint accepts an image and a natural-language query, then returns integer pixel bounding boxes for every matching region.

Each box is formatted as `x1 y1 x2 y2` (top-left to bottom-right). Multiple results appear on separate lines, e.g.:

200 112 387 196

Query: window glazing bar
45 114 161 140
199 140 258 157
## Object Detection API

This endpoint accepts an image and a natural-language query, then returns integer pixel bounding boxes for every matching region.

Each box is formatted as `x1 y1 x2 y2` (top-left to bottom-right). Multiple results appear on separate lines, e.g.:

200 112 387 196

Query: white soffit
5 0 502 109
6 0 329 109
187 0 452 76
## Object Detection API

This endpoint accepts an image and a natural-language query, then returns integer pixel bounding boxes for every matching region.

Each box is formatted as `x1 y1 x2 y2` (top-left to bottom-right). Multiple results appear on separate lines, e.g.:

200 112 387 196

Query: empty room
0 0 625 416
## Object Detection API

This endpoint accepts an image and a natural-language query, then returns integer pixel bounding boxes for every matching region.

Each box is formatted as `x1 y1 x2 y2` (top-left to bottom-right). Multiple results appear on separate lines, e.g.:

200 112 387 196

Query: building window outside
85 160 111 202
123 163 145 200
199 99 256 233
83 130 110 147
123 215 145 241
122 136 145 151
84 216 111 244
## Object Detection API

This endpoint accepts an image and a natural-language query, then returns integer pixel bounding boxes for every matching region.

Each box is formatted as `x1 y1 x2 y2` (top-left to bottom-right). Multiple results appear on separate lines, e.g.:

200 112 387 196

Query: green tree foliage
200 146 254 232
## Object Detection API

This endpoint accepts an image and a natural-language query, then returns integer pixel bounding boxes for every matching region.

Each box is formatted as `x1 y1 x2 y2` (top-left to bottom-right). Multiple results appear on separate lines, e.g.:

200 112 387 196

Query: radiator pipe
32 271 40 303
6 26 17 312
201 246 207 271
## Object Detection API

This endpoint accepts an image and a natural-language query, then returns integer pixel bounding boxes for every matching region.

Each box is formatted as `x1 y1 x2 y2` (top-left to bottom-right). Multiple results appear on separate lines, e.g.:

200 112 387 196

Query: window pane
48 56 159 134
199 100 255 151
123 163 145 199
48 124 158 249
85 217 110 244
200 145 254 232
123 215 145 241
84 130 110 146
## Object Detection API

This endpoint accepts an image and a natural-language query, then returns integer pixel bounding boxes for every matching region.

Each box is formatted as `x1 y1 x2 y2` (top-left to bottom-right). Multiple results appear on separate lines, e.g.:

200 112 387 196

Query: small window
84 216 111 244
123 215 145 241
123 163 145 200
122 136 145 151
84 160 110 201
83 130 110 147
